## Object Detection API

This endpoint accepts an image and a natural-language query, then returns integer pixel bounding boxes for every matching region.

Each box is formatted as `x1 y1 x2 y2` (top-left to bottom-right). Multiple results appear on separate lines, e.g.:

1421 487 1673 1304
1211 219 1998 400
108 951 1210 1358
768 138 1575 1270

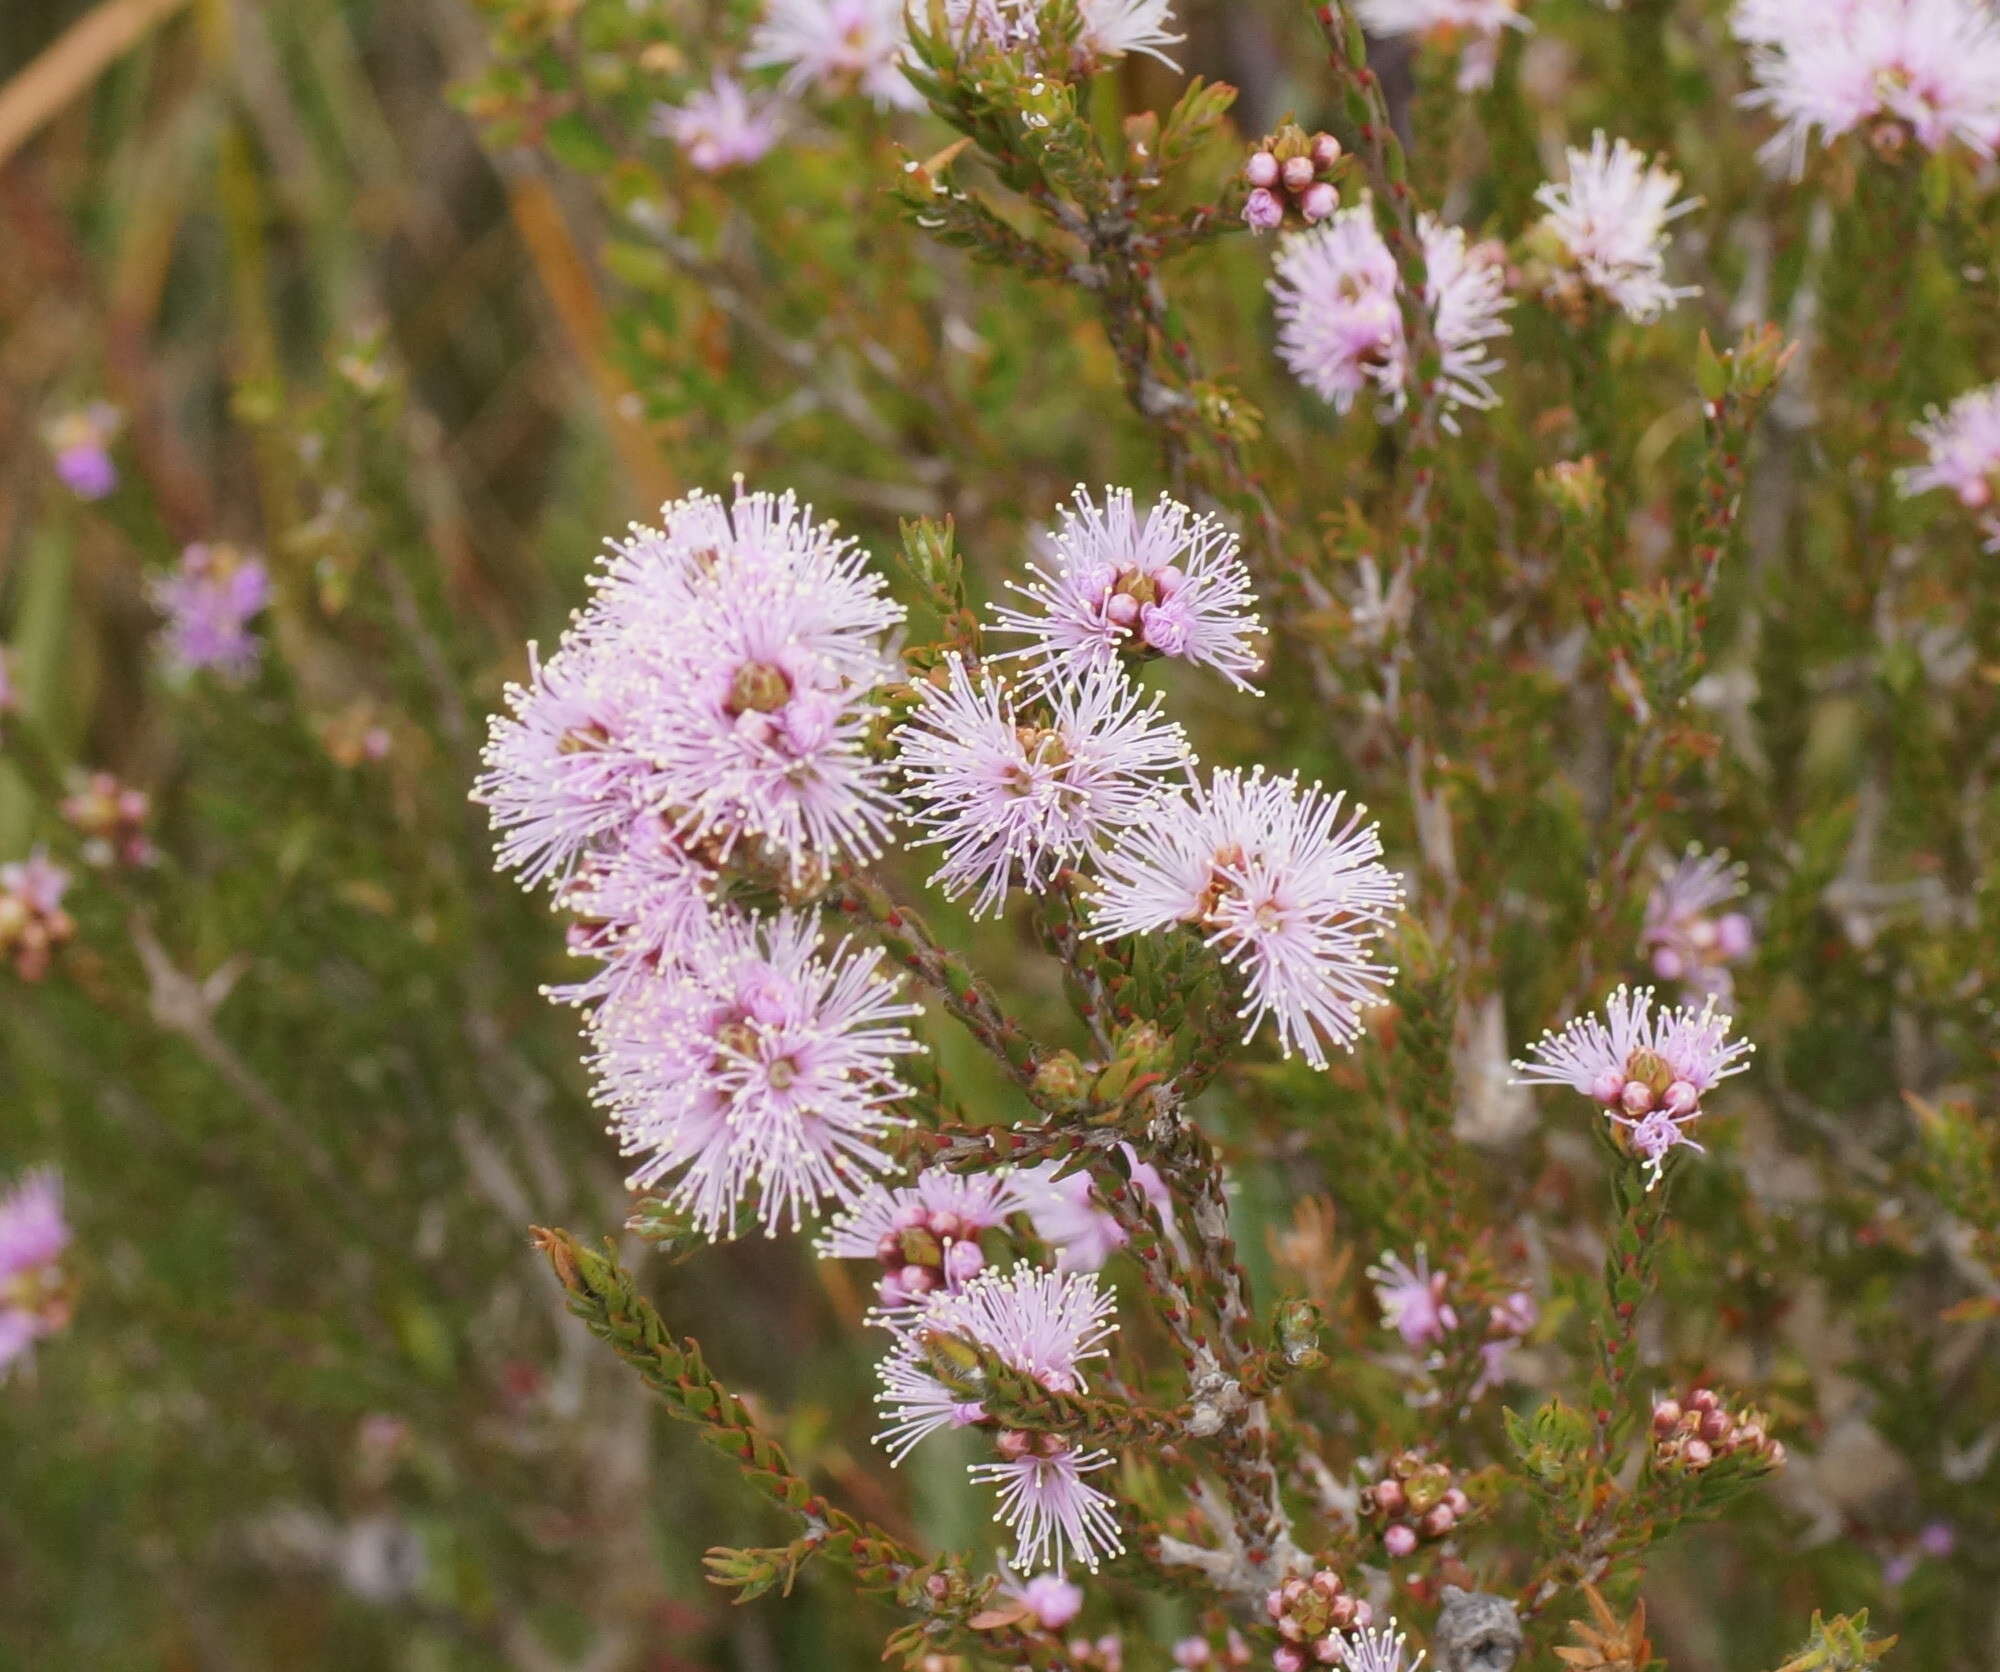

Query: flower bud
1652 1398 1682 1432
1384 1523 1418 1557
1620 1079 1656 1116
1371 1478 1407 1517
1246 150 1280 188
1421 1503 1456 1539
1281 155 1316 192
1244 188 1285 232
1300 182 1338 223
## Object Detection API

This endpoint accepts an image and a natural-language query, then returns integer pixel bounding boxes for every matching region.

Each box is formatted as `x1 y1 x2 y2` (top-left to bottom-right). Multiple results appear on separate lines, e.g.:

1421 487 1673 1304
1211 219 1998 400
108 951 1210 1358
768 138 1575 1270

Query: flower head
476 485 904 889
1737 0 2000 174
1336 1620 1424 1672
1091 768 1402 1067
590 908 920 1236
896 656 1191 917
875 1265 1124 1570
43 402 121 500
0 851 76 982
1013 1149 1169 1273
151 544 270 680
1512 985 1753 1185
1641 848 1753 1000
1353 0 1528 90
1903 381 2000 549
549 817 719 1007
818 1167 1028 1308
1533 133 1700 323
1271 207 1512 430
749 0 922 110
0 1169 72 1376
1367 1247 1456 1348
991 487 1264 692
1000 1567 1087 1630
651 73 784 172
944 0 1182 67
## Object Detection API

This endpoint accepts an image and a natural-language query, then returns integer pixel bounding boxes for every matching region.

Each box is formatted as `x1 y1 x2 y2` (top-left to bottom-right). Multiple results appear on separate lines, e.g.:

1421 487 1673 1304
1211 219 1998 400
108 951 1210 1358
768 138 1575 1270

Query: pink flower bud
898 1264 937 1296
1716 912 1754 959
1310 132 1342 171
1700 1408 1731 1443
1652 1398 1682 1432
1445 1487 1471 1516
1265 1589 1287 1621
1106 592 1141 627
1246 150 1280 188
1327 1595 1356 1628
1312 1637 1343 1665
943 1239 985 1284
1243 188 1285 232
1590 1068 1627 1105
1652 947 1686 980
1663 1080 1700 1117
1689 1387 1721 1413
1300 182 1338 223
1620 1079 1657 1116
1281 155 1316 192
1684 1437 1714 1468
1371 1478 1407 1517
1274 1649 1308 1672
1421 1504 1456 1538
1384 1523 1418 1558
1352 1601 1374 1628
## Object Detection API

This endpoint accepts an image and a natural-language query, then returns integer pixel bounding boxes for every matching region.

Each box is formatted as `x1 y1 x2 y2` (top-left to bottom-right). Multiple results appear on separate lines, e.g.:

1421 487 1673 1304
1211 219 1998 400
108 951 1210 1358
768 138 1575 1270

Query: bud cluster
60 771 154 869
1651 1386 1786 1474
1263 1567 1372 1669
876 1200 988 1307
1172 1629 1251 1667
1242 124 1345 232
1362 1453 1473 1557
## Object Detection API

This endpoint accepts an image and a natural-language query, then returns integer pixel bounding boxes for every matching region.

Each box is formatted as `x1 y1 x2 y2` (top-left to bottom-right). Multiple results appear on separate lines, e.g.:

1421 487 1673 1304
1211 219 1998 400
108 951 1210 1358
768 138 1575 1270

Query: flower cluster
0 852 75 983
1736 0 2000 174
0 1169 73 1374
151 543 270 681
1651 1386 1787 1473
1091 767 1402 1067
817 1166 1026 1309
1513 985 1753 1185
992 486 1265 693
60 772 155 870
875 1264 1125 1571
1263 1567 1375 1669
1270 206 1513 430
43 402 121 501
944 0 1183 69
1641 848 1753 1000
749 0 922 110
651 72 784 173
1529 133 1700 324
1362 1454 1474 1558
1241 125 1345 233
1903 380 2000 550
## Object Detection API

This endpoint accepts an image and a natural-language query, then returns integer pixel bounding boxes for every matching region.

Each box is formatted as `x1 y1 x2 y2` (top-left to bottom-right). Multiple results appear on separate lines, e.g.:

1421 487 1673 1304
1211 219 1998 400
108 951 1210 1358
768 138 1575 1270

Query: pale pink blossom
945 0 1182 66
817 1167 1028 1309
0 1169 71 1376
43 402 121 500
749 0 923 110
1904 381 2000 550
1533 133 1700 323
1512 985 1753 1185
651 73 784 172
991 487 1265 692
1641 848 1753 1000
1367 1248 1456 1348
1353 0 1528 91
1090 768 1402 1068
896 656 1190 918
151 544 270 680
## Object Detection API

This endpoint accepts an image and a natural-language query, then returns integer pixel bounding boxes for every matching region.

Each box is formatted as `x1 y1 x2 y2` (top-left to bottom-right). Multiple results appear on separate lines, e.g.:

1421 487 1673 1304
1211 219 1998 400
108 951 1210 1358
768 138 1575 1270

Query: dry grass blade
0 0 191 167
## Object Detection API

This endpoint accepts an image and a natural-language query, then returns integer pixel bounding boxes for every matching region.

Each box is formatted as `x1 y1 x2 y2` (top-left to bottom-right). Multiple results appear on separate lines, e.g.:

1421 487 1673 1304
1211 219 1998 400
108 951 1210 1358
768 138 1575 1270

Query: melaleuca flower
997 1566 1086 1630
1271 207 1512 431
650 72 784 173
548 818 719 1007
817 1167 1028 1309
590 908 920 1236
0 1168 72 1374
43 402 120 500
1265 1568 1375 1668
1015 1148 1171 1273
1512 985 1753 1185
476 485 904 889
1903 382 2000 550
1736 0 2000 174
876 1265 1124 1570
748 0 922 110
1531 133 1700 323
944 0 1183 67
150 543 270 680
59 771 154 869
1641 848 1753 1000
1366 1248 1456 1348
1329 1619 1420 1672
0 850 76 983
896 657 1191 917
1090 768 1403 1067
1353 0 1528 91
991 487 1265 692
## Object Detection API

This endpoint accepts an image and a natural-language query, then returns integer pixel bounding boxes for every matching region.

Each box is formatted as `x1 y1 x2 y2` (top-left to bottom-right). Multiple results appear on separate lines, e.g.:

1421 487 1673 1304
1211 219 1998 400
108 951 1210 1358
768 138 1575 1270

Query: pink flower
43 403 121 500
1090 767 1403 1068
748 0 923 110
1904 381 2000 549
1642 848 1753 1000
944 0 1183 66
896 656 1190 918
1737 0 2000 174
876 1265 1125 1569
0 850 76 982
991 486 1265 693
1004 1567 1086 1629
590 908 920 1236
1335 1620 1422 1672
1512 985 1753 1186
1271 207 1512 430
651 73 784 172
1367 1248 1457 1348
0 1169 71 1376
1353 0 1528 90
548 818 719 1007
1533 133 1701 323
150 544 270 680
817 1167 1028 1309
